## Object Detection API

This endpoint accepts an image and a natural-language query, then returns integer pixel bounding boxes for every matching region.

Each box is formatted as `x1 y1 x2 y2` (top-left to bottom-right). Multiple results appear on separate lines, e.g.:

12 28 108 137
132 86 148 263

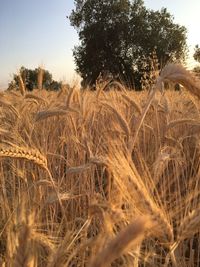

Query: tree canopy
194 45 200 63
70 0 187 89
8 66 62 91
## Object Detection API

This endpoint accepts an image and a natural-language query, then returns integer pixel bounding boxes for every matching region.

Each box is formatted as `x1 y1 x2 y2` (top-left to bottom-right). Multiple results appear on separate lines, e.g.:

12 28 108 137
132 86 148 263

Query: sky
0 0 200 89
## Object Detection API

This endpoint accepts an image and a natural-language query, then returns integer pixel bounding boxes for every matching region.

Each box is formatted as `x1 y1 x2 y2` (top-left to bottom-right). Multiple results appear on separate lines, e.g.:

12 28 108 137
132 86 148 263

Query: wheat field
1 64 200 266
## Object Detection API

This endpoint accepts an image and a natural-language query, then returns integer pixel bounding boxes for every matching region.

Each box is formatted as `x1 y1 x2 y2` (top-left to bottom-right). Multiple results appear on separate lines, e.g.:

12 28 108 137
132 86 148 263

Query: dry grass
0 64 200 266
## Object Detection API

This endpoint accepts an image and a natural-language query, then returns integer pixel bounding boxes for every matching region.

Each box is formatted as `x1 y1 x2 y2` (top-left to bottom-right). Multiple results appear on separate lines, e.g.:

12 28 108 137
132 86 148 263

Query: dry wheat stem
18 73 26 96
37 67 44 90
131 89 158 150
12 222 33 267
66 87 75 108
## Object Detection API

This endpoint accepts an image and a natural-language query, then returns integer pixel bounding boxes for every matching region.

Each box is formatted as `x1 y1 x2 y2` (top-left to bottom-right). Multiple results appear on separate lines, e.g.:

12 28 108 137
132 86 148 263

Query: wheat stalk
12 222 34 267
18 73 26 96
66 86 75 108
37 66 44 90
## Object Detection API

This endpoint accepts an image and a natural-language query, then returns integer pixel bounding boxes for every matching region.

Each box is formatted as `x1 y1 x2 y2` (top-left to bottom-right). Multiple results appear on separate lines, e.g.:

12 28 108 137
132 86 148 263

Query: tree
192 45 200 79
69 0 187 89
194 45 200 63
8 66 61 91
193 66 200 79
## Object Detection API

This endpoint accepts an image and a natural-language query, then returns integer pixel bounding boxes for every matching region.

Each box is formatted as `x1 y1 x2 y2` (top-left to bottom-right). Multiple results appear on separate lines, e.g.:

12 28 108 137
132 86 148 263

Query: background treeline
8 66 62 91
7 0 200 92
69 0 188 89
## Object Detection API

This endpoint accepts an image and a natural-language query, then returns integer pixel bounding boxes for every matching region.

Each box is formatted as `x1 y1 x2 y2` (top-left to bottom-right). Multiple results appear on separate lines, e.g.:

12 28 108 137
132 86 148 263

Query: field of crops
1 64 200 266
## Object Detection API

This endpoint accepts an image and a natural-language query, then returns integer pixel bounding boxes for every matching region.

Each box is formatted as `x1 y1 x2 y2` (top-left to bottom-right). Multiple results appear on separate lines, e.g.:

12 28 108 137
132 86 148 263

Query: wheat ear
178 206 200 241
122 94 142 115
166 119 200 132
0 146 47 169
34 108 79 122
0 98 20 118
96 80 112 99
103 102 130 139
159 63 200 99
25 93 47 104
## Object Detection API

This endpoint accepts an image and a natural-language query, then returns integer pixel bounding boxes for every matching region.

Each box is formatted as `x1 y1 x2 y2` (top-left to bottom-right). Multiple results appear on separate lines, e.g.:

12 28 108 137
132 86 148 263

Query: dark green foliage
8 66 61 91
70 0 187 89
193 66 200 78
193 45 200 79
194 45 200 63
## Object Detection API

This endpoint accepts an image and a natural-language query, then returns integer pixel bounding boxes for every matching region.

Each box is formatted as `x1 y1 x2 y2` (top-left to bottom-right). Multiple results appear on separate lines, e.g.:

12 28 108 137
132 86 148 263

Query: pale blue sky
0 0 200 89
0 0 79 88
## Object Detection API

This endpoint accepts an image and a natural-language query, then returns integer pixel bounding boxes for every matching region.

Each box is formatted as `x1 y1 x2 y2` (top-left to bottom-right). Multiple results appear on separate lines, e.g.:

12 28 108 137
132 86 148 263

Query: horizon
0 0 200 89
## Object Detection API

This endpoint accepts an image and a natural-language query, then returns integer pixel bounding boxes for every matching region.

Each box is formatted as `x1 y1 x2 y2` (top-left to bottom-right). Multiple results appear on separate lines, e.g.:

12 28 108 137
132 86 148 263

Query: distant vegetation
69 0 187 88
8 66 62 91
194 45 200 63
193 45 200 78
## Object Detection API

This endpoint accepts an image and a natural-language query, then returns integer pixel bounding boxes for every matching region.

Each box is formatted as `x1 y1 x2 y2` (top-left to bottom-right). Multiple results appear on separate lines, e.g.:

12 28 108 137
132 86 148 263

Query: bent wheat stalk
107 149 173 243
35 108 78 122
166 119 200 132
159 63 200 99
89 216 150 267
